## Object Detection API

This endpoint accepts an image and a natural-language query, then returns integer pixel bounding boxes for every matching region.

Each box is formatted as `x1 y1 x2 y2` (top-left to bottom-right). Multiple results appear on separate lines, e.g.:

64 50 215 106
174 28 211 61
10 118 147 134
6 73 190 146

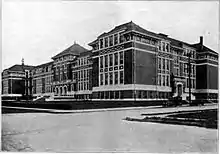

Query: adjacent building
2 60 34 99
1 21 218 101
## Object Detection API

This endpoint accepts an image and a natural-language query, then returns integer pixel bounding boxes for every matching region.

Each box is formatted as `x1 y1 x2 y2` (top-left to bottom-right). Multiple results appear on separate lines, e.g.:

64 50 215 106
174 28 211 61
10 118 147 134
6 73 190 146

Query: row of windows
158 74 170 87
99 33 132 49
158 42 170 52
158 57 170 71
95 91 170 99
78 81 90 91
133 36 156 46
74 69 90 81
77 57 90 66
183 64 196 76
55 55 74 63
183 49 196 59
100 51 124 68
198 54 218 61
100 71 124 86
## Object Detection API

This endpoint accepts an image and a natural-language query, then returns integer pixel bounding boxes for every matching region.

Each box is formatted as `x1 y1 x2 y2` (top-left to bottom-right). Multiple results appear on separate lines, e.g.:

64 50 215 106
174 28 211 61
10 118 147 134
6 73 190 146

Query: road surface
2 105 218 152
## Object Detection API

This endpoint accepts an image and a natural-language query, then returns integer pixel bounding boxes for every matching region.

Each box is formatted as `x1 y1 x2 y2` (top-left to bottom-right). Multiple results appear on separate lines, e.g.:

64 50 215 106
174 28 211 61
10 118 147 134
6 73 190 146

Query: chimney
200 36 203 50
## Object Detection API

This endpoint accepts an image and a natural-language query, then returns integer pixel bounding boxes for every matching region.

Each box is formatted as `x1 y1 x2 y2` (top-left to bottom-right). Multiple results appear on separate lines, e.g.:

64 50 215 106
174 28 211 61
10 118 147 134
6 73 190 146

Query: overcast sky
2 1 219 70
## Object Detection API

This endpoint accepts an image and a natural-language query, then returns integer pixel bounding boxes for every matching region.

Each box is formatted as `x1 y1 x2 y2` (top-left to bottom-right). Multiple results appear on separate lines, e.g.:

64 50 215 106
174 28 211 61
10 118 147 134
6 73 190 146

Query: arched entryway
176 83 183 97
60 87 63 96
63 86 67 95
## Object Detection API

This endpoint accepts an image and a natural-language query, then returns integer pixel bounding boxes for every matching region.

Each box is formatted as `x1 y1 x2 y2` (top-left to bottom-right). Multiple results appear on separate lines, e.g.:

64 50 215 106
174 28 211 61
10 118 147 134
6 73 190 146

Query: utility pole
187 52 191 104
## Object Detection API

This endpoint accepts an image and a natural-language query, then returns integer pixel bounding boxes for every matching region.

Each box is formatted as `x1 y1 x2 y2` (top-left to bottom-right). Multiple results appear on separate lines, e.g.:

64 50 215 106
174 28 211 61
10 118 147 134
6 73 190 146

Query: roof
78 50 92 57
191 43 218 55
5 64 34 72
97 21 160 39
52 43 89 59
35 61 53 68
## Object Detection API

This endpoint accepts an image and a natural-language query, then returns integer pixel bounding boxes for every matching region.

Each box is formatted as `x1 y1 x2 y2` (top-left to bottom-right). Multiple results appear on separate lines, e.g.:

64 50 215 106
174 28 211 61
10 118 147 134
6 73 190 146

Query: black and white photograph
1 0 219 152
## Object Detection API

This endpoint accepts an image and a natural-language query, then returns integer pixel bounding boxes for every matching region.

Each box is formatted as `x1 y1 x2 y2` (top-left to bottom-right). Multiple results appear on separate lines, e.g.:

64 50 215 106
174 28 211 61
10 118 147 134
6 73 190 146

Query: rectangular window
105 55 108 67
114 72 118 84
104 37 108 48
162 42 165 51
109 35 113 46
84 70 86 78
166 59 169 71
158 74 161 85
119 33 124 43
105 73 108 85
163 75 166 86
100 74 103 85
162 59 165 70
100 56 103 68
109 54 113 66
100 38 104 49
166 75 169 86
119 51 124 65
119 71 124 84
109 72 113 85
158 57 161 69
114 52 118 65
114 33 118 45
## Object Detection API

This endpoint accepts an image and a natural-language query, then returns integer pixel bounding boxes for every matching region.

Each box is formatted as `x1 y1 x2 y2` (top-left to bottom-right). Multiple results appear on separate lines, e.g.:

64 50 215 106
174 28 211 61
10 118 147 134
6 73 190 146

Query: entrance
177 84 183 97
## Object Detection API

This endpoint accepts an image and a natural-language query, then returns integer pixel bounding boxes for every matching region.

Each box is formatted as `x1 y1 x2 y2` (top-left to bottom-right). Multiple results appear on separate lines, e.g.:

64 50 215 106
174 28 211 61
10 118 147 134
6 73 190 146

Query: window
166 75 169 86
166 59 169 71
100 74 103 85
100 38 104 49
114 72 118 84
119 51 123 65
109 35 113 46
100 56 103 68
119 33 124 43
163 75 166 86
162 42 165 51
81 58 83 65
109 54 113 66
162 59 165 70
84 70 86 78
81 70 83 79
119 71 123 84
109 72 113 85
105 55 108 67
114 33 118 45
114 52 118 65
158 58 161 69
158 74 161 85
105 73 108 85
158 42 161 51
104 37 108 48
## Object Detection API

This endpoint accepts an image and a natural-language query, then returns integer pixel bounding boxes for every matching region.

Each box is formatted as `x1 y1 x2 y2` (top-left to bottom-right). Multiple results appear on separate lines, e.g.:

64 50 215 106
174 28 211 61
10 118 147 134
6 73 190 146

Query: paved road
2 105 218 152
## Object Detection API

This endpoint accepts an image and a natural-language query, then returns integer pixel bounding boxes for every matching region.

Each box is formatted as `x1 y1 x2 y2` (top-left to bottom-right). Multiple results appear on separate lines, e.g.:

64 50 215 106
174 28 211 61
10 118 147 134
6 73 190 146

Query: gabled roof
52 43 88 59
191 43 218 55
96 21 160 39
5 64 34 72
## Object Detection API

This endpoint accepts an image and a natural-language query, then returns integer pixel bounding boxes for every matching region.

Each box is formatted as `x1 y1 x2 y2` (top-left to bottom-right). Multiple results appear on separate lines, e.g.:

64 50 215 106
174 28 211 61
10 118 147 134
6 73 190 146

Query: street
2 105 218 152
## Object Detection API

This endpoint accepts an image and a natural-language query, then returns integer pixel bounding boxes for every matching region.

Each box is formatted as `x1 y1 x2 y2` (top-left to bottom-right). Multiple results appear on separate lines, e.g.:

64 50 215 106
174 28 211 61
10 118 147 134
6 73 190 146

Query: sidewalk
2 103 217 114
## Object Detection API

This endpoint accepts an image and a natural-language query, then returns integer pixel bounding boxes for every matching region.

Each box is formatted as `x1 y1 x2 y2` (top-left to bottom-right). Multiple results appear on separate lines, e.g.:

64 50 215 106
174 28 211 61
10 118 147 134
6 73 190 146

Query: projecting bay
2 105 217 152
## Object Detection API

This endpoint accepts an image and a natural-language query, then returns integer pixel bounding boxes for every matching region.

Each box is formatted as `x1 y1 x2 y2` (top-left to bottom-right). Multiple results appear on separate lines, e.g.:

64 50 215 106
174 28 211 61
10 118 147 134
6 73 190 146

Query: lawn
167 109 218 121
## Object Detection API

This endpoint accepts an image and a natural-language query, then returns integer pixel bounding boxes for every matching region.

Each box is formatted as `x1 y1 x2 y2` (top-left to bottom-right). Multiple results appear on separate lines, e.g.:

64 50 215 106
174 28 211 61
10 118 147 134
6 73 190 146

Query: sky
2 1 219 70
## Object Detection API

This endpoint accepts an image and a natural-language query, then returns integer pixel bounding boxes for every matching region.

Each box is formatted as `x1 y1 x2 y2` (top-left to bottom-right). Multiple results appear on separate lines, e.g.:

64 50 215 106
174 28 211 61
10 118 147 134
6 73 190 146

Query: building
1 21 218 101
51 43 92 99
2 59 34 99
88 21 218 101
31 61 54 97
